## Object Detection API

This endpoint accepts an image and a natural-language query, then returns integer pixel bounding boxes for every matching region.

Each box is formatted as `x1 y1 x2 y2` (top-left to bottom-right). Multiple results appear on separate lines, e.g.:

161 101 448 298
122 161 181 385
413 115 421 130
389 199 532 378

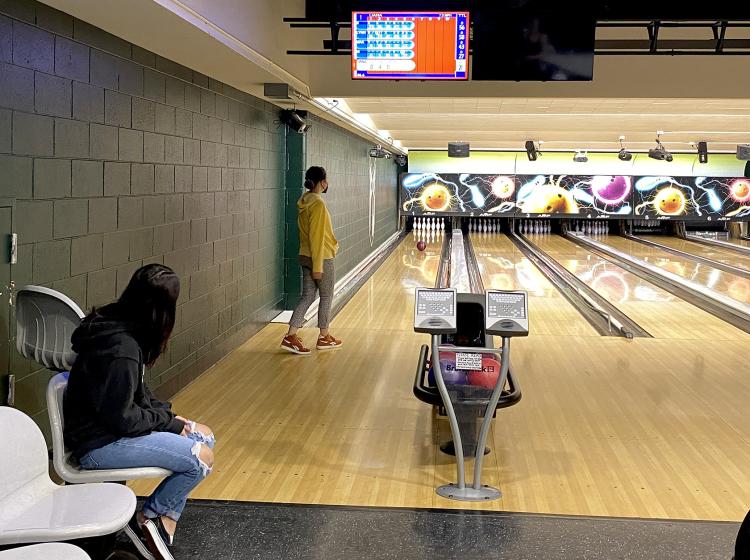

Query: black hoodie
63 314 185 459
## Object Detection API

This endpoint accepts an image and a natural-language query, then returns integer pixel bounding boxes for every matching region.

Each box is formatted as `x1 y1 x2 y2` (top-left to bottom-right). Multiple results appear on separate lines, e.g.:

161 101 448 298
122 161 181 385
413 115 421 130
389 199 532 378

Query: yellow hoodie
297 192 339 274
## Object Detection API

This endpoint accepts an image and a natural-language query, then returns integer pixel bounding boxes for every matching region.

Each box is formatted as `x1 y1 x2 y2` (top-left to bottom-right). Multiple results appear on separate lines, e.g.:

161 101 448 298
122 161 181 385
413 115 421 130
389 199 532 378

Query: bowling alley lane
640 235 750 273
529 233 749 341
471 233 598 337
602 235 750 307
333 230 445 332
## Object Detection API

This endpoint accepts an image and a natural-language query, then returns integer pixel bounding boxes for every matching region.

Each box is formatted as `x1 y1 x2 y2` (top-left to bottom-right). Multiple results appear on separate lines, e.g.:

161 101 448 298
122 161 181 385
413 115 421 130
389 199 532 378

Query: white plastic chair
13 285 170 483
0 543 91 559
14 286 85 372
47 372 171 483
0 407 135 546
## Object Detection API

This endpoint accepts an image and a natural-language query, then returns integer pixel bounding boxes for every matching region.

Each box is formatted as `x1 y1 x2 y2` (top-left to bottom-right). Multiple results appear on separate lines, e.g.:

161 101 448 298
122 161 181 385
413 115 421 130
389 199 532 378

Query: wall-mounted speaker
737 144 750 161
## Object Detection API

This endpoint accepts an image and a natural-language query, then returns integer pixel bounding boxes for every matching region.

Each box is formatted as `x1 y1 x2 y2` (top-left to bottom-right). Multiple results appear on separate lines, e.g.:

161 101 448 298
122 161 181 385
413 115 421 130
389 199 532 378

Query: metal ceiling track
283 18 750 56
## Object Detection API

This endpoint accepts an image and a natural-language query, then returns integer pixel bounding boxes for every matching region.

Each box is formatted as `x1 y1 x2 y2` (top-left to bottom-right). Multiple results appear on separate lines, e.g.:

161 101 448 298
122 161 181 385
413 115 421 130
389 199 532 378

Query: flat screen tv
471 2 596 81
352 12 469 80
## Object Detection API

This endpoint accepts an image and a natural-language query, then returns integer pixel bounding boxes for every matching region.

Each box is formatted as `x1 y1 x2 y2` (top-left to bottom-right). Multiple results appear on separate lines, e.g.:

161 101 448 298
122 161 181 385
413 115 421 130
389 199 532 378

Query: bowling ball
467 356 502 390
427 351 468 386
592 175 631 205
416 240 426 251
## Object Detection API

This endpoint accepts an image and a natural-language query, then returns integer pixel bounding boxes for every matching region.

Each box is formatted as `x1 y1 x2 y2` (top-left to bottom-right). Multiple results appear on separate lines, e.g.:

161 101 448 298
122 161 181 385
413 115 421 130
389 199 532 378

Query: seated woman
64 264 214 560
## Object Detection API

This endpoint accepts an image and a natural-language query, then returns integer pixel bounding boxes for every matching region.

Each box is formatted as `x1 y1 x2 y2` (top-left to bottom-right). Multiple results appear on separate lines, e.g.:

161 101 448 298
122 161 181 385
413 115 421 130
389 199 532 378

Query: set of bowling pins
413 216 446 243
632 220 655 228
518 220 551 234
413 216 446 232
573 220 609 235
468 218 502 233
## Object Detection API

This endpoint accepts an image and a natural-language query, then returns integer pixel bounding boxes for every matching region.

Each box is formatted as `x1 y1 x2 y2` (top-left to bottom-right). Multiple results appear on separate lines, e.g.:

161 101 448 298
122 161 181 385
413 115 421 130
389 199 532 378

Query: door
0 203 13 405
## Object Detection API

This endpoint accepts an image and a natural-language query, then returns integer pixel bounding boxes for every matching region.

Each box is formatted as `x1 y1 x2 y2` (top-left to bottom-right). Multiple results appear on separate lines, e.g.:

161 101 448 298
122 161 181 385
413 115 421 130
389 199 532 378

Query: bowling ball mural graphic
654 186 686 216
730 179 750 203
515 175 632 217
421 182 451 211
400 173 517 215
634 176 747 220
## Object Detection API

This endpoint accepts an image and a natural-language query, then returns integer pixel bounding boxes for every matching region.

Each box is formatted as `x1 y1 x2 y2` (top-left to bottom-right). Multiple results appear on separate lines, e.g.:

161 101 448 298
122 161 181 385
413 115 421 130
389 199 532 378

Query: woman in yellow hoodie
282 166 342 354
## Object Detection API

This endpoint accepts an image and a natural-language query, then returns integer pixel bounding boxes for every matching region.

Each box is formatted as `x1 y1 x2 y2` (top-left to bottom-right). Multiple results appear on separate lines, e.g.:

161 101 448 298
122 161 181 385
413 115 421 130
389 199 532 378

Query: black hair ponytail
304 166 326 190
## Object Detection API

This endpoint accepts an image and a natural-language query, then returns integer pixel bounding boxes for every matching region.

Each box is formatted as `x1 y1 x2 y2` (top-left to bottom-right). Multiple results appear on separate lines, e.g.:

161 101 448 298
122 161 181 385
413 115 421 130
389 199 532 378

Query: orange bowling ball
467 356 502 389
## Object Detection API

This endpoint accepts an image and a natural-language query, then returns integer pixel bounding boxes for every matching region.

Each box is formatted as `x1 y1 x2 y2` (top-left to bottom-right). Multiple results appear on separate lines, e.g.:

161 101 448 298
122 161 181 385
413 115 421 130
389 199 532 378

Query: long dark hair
303 166 326 190
92 264 180 366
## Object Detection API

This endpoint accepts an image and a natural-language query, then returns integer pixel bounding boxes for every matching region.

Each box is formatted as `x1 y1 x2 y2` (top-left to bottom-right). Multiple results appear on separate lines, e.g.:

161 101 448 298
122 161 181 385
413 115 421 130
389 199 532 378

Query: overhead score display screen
400 173 750 221
352 12 469 80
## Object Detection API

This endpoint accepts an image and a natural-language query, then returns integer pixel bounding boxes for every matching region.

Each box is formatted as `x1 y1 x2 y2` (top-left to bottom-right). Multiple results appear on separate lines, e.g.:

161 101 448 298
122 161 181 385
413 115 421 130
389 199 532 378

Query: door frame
0 198 15 406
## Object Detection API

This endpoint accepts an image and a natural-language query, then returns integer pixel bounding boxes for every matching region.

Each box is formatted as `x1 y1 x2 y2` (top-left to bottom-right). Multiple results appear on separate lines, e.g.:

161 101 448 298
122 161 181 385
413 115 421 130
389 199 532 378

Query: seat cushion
0 483 135 545
0 543 90 559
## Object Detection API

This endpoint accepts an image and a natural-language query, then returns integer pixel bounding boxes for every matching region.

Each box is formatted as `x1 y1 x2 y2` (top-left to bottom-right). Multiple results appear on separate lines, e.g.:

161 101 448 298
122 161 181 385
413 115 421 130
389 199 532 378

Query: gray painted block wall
0 0 400 433
0 0 287 430
304 116 400 280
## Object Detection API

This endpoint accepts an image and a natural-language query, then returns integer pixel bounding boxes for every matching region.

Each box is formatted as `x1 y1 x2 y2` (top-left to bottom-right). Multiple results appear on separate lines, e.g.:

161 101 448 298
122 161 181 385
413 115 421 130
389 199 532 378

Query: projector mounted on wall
369 145 390 159
279 109 310 134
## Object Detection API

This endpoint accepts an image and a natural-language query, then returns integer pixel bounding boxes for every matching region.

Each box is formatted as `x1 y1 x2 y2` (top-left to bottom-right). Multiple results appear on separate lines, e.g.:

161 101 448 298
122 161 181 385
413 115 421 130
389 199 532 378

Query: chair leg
68 533 118 560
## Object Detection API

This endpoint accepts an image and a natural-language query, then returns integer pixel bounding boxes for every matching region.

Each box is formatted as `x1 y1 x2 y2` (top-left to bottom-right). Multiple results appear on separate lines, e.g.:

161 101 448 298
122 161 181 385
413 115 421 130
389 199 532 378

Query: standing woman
64 264 215 560
282 166 343 354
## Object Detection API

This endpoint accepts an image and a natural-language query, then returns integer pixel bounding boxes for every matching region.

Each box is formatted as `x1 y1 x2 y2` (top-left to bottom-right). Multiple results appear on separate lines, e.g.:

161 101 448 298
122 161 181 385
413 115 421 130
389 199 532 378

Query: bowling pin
604 221 609 234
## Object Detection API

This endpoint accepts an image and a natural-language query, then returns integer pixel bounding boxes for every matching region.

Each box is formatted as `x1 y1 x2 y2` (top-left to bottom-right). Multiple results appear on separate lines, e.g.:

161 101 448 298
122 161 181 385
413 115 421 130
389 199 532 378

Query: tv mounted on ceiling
352 11 469 80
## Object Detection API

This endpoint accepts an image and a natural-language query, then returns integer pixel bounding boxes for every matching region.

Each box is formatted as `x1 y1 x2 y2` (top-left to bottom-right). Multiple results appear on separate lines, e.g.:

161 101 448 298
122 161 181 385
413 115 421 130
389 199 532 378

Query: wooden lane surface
130 234 750 521
471 233 598 337
642 235 750 273
529 233 749 341
604 235 750 306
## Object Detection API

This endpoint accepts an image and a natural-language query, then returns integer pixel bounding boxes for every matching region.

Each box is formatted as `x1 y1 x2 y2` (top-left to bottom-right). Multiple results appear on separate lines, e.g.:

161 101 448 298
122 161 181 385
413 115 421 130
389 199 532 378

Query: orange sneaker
316 334 343 350
281 334 311 355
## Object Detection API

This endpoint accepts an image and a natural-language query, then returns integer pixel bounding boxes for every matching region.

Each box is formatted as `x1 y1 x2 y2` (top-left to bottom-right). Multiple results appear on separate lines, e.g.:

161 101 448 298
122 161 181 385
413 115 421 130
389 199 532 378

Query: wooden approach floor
131 233 750 522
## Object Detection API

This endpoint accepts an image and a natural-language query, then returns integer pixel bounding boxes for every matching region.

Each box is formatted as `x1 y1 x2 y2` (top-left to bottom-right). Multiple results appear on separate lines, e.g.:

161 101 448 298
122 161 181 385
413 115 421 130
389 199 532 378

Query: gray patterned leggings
289 256 335 329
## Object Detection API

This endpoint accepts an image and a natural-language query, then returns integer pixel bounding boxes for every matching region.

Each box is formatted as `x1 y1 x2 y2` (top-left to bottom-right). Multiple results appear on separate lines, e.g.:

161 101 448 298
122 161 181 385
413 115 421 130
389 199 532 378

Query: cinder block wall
304 116 400 279
1 0 288 431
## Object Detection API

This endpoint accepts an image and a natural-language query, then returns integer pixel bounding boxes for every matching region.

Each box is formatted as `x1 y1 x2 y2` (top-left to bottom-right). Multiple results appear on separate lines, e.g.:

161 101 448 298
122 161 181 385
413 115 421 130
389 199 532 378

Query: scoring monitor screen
487 292 526 320
417 290 455 317
352 12 469 80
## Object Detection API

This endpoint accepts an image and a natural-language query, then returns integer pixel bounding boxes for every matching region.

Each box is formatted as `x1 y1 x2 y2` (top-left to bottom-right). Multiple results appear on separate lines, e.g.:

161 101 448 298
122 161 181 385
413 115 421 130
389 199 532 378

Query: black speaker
697 141 708 164
448 142 470 158
525 140 538 161
738 144 750 161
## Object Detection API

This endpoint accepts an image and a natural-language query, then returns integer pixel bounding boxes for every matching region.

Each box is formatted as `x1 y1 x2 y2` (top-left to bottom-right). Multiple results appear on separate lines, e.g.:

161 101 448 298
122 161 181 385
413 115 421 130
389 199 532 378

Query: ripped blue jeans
79 429 215 521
